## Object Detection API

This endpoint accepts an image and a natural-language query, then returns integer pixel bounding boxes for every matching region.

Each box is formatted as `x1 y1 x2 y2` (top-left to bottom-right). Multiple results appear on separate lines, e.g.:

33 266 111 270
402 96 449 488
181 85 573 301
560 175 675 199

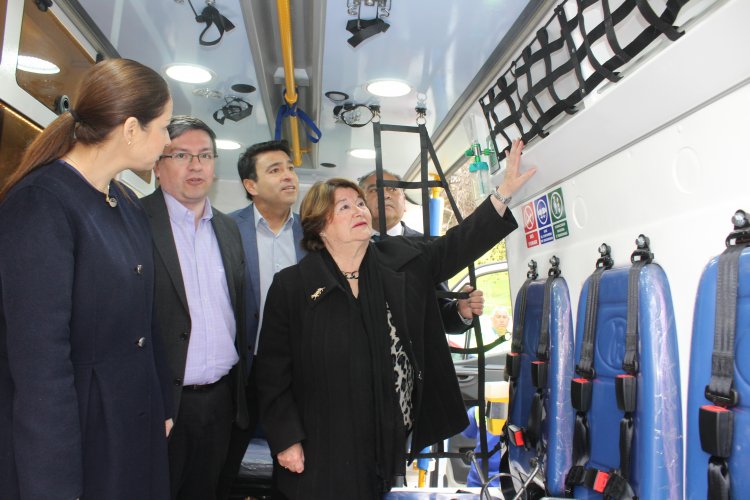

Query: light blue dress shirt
254 207 297 354
163 192 238 385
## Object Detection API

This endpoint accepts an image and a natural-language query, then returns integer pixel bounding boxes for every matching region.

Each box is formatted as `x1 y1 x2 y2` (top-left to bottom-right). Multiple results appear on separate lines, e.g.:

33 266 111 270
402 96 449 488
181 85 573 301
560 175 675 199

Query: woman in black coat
256 140 536 499
0 59 174 500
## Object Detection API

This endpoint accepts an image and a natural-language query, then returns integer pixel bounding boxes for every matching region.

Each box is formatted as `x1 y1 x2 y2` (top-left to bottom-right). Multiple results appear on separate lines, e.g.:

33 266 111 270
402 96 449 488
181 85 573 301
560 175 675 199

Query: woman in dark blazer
256 140 536 499
0 59 174 500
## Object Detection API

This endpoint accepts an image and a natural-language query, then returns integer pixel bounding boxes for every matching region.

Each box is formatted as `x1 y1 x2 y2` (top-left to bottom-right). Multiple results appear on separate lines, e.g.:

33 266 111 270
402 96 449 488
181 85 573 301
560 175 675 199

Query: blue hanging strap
274 101 322 143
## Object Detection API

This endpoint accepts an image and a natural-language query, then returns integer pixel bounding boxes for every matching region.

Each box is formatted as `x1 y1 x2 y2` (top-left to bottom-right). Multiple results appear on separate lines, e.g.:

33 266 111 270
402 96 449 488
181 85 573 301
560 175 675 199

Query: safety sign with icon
522 187 570 248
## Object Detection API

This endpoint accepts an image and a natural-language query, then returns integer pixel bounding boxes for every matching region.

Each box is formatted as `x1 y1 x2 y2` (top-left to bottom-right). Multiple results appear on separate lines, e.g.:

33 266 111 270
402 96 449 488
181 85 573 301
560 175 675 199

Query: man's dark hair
237 140 291 200
357 169 401 188
167 115 217 153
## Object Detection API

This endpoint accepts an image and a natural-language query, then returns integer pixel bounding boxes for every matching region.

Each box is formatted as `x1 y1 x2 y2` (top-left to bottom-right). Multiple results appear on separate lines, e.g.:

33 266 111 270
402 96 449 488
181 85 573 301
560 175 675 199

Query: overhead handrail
276 0 302 166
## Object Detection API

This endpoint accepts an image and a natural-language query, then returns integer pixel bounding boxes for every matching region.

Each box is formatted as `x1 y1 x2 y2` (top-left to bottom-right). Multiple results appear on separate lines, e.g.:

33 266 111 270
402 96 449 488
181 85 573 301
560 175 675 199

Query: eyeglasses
160 152 218 166
365 186 403 195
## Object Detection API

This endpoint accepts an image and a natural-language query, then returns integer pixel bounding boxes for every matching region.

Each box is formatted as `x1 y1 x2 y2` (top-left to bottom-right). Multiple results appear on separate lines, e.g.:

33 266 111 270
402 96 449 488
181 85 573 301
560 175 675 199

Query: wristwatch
491 189 512 205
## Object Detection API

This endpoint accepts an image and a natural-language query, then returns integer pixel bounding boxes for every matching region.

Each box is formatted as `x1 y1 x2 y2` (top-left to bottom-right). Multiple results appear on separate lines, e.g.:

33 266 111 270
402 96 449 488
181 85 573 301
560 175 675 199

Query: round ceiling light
165 64 213 84
348 148 376 160
366 80 411 97
17 55 60 75
216 139 241 150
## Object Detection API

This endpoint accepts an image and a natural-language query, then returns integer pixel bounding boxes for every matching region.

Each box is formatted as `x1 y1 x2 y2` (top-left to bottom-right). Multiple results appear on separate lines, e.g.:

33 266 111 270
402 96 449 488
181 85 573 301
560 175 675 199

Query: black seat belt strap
608 235 653 498
565 244 613 497
499 261 539 496
526 257 562 454
700 210 750 500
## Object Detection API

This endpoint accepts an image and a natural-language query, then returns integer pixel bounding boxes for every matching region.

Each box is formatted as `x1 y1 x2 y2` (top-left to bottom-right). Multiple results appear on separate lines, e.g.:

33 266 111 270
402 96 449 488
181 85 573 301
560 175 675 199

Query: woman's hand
165 418 174 438
457 285 484 319
278 442 305 473
497 139 537 198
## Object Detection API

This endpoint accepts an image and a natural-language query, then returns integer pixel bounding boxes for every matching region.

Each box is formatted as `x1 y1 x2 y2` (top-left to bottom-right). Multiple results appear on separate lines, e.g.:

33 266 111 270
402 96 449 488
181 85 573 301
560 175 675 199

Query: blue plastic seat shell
572 264 683 500
686 247 750 499
507 277 575 496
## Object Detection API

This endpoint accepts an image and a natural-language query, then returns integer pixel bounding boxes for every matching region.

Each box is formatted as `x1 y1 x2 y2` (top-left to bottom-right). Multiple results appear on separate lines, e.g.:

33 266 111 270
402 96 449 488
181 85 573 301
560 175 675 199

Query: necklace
341 270 359 280
63 155 117 208
105 184 118 208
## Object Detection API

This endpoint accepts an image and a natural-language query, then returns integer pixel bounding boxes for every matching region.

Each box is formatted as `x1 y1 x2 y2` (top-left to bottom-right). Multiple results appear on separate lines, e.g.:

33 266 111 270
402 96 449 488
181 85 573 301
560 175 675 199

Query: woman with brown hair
256 140 535 499
0 58 173 499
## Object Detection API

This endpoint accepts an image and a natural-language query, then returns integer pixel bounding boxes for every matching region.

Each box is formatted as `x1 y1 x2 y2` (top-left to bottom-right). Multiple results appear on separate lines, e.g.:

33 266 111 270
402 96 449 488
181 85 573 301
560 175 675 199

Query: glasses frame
159 152 218 165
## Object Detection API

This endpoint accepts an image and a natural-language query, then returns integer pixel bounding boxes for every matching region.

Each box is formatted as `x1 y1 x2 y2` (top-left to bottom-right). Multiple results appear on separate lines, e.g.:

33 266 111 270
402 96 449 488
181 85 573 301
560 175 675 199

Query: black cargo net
480 0 690 156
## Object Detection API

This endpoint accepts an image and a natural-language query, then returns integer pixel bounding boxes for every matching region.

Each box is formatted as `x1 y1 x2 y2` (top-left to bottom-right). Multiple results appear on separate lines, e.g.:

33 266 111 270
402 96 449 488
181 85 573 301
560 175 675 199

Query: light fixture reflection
366 80 411 97
348 148 376 159
17 55 60 75
216 139 241 150
165 64 213 84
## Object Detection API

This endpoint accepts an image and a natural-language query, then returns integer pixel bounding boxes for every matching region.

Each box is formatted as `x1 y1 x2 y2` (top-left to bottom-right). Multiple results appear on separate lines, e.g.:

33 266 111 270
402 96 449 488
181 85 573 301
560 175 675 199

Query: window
16 0 95 114
440 157 513 358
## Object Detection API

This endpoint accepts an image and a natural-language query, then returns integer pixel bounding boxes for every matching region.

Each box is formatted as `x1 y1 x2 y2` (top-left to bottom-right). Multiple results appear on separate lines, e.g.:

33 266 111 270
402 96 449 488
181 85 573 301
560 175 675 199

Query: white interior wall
501 0 750 441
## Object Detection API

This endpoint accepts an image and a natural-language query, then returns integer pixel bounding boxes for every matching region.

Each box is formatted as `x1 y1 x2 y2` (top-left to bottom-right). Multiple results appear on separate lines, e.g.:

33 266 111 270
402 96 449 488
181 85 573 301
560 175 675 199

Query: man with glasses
216 140 306 499
359 169 484 335
142 116 249 500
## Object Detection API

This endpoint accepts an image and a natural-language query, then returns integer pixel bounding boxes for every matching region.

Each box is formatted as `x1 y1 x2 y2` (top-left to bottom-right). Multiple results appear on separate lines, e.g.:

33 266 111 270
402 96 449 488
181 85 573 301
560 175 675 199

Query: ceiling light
17 55 60 75
165 64 213 84
348 148 376 159
216 139 241 150
366 80 411 97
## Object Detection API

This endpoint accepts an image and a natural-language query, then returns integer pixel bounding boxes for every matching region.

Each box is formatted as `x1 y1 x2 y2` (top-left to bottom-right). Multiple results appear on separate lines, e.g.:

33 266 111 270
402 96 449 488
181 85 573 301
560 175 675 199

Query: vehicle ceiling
76 0 539 197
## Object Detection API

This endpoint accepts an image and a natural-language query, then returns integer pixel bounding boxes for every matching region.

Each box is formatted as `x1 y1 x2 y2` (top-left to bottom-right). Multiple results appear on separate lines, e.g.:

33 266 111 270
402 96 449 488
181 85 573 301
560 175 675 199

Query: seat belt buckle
507 424 525 447
593 470 610 493
531 360 548 388
699 405 734 458
505 352 521 380
615 374 637 412
571 377 593 412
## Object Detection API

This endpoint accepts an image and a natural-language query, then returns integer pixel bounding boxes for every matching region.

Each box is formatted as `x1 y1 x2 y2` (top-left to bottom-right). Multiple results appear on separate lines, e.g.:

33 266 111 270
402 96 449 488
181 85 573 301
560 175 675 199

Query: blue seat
686 247 750 498
506 275 575 496
572 264 682 499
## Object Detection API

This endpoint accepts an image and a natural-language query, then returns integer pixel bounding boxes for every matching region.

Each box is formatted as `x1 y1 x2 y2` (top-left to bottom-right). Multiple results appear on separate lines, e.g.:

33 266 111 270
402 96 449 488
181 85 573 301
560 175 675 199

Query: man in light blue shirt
142 116 248 500
218 140 305 499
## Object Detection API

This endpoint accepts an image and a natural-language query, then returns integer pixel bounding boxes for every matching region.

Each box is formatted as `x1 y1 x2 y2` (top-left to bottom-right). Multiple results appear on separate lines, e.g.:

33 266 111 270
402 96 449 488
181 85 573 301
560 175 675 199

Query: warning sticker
521 187 570 248
553 220 569 239
526 231 540 248
535 195 551 228
540 226 554 244
522 202 537 233
549 188 566 223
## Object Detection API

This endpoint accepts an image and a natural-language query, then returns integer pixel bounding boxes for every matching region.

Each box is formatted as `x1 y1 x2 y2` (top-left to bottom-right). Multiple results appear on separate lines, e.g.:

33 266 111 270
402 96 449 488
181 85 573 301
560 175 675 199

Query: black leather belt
182 374 229 392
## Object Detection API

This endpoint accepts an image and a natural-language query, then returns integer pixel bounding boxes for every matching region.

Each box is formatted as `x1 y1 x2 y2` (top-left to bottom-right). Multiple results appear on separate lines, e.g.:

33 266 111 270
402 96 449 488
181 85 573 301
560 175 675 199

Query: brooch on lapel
310 287 325 301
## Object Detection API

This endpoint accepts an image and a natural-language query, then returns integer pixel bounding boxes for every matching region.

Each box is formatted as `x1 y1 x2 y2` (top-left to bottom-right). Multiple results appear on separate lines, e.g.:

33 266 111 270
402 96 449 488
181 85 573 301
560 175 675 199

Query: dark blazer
256 198 518 499
141 189 249 429
229 203 305 368
401 222 472 335
0 163 171 500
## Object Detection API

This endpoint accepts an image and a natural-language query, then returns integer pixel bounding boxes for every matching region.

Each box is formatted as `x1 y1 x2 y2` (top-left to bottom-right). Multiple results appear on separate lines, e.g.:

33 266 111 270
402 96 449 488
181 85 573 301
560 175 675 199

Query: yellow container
485 381 509 435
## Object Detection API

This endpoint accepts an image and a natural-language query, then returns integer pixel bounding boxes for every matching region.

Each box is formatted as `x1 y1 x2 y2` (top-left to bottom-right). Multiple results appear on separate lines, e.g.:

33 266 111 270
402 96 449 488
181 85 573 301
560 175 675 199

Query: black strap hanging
699 210 750 500
526 256 561 454
565 243 613 497
606 235 653 498
503 261 538 445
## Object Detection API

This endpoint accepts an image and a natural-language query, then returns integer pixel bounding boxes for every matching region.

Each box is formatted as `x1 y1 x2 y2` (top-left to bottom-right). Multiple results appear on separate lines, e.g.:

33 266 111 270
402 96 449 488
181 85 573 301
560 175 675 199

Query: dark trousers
216 364 259 500
169 377 233 500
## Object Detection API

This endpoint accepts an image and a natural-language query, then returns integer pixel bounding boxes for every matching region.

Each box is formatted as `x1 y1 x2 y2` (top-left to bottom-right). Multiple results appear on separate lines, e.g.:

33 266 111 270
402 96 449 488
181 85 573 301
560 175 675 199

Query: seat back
507 276 575 495
572 264 682 499
686 247 750 498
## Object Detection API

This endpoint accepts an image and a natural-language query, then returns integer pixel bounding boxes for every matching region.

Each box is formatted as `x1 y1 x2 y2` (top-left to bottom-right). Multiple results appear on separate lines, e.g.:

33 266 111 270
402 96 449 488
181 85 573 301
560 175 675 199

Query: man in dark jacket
359 169 485 335
142 116 248 500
